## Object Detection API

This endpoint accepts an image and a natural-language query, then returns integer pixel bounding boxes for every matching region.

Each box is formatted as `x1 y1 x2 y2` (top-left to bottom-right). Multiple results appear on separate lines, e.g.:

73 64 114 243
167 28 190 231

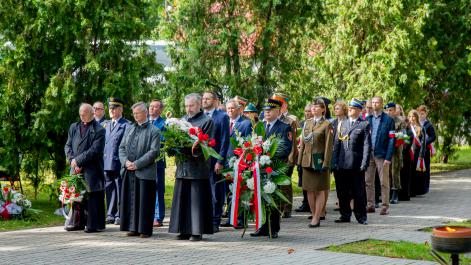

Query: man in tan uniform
272 93 299 218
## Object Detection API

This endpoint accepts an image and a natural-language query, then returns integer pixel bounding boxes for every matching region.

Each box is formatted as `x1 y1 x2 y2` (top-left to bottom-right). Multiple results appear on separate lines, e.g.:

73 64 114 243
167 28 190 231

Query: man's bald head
79 103 94 123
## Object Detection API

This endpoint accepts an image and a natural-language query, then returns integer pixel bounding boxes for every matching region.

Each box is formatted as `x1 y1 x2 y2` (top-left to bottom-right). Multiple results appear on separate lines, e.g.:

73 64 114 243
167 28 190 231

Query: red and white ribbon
230 158 243 227
253 158 263 230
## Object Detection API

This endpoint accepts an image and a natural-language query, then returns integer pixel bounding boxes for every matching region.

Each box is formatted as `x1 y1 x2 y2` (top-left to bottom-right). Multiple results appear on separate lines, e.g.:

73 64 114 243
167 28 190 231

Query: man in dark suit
202 91 230 232
365 96 395 215
103 98 129 225
93 101 106 125
65 103 106 233
332 99 371 225
149 99 167 227
250 99 292 239
220 98 252 228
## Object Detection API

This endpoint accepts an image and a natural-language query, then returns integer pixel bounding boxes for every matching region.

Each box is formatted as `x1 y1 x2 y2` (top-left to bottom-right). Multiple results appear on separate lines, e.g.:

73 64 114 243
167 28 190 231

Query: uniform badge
288 131 293 142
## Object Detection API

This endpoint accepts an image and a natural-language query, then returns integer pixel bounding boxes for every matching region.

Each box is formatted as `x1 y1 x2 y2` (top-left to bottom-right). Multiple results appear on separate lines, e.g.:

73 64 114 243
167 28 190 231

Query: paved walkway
1 169 470 264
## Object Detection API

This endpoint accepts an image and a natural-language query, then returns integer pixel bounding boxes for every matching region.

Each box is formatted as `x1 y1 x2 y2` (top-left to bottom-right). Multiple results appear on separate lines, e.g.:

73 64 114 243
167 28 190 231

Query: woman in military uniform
298 99 333 228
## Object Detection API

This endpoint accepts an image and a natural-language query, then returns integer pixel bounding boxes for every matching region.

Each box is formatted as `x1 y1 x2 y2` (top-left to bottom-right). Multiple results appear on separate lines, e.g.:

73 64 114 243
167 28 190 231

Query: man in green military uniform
272 93 299 218
384 102 407 204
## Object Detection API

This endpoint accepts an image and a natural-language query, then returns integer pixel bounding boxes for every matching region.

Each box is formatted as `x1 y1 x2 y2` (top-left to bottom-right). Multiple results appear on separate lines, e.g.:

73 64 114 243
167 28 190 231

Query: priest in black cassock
119 102 161 238
169 93 214 241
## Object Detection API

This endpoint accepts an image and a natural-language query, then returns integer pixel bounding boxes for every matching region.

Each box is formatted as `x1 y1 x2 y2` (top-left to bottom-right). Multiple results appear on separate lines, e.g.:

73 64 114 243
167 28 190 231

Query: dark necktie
230 121 234 134
266 123 271 136
351 120 354 127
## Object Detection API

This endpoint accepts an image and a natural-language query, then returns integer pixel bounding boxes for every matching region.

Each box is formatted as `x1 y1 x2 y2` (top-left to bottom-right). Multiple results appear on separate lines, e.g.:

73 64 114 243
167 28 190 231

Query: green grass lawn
431 146 471 173
326 239 471 264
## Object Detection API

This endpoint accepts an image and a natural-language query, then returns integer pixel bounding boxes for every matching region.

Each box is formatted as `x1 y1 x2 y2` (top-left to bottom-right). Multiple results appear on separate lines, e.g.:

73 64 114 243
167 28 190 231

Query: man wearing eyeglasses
93 101 106 125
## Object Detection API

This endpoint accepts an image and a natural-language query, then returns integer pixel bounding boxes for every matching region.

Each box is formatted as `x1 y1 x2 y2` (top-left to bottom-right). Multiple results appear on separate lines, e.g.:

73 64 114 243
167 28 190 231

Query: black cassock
169 111 214 236
120 171 156 236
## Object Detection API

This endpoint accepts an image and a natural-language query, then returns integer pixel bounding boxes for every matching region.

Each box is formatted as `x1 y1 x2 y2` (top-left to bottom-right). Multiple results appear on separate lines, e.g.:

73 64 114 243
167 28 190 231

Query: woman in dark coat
408 110 427 197
169 93 214 241
396 105 413 201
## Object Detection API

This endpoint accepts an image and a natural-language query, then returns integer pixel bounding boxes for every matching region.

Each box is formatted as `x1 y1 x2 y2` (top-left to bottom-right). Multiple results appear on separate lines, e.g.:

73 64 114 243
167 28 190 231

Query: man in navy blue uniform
365 96 395 215
220 98 252 228
202 91 230 232
250 99 292 239
149 99 167 227
332 98 371 225
103 98 129 225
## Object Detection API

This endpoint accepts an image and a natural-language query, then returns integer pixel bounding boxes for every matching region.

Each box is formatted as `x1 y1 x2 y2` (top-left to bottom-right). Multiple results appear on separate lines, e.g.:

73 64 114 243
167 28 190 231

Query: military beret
272 93 289 104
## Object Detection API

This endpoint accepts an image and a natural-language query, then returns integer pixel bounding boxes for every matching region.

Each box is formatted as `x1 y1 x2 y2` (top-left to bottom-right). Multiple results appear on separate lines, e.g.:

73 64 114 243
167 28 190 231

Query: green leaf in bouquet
268 137 280 158
200 144 223 160
272 174 291 185
230 137 240 150
254 121 266 137
274 190 291 204
272 159 289 175
263 193 277 209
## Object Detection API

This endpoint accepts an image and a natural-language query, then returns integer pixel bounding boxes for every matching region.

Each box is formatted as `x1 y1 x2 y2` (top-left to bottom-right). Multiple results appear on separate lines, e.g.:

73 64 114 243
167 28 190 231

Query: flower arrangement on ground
223 123 291 237
0 184 33 220
160 118 222 161
58 173 88 220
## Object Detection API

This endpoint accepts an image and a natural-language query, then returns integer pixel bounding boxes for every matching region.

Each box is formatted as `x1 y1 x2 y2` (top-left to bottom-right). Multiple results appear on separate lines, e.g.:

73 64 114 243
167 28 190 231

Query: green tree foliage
0 0 164 183
158 0 323 113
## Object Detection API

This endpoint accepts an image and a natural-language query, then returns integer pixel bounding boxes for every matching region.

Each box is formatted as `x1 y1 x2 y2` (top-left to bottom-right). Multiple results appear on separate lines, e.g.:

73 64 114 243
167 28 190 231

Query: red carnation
203 134 210 141
189 127 197 136
244 141 252 148
265 167 273 174
198 133 204 141
233 147 243 156
253 146 263 155
246 153 253 161
3 187 8 193
241 185 248 191
208 139 216 147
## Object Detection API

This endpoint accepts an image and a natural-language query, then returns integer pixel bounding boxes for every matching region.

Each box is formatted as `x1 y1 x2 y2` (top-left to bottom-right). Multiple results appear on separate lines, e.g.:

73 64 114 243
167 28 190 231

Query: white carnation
263 181 276 194
229 183 234 193
23 200 32 208
246 178 254 190
262 140 271 152
259 155 271 166
228 156 237 168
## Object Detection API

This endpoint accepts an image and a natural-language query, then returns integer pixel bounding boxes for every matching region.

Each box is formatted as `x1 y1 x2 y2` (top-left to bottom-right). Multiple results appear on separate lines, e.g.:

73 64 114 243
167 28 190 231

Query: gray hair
131 101 148 113
184 93 202 103
226 99 241 109
79 103 93 114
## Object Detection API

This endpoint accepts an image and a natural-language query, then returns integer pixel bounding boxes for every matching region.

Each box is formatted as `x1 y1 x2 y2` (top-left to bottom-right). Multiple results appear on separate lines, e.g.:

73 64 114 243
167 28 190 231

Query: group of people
64 91 436 240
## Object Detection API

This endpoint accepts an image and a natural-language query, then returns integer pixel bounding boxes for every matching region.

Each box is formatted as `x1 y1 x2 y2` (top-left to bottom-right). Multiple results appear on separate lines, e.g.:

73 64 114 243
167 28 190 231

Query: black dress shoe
295 205 310 212
308 222 320 228
282 212 292 218
358 220 368 225
84 228 103 233
270 232 278 239
189 235 202 241
250 229 268 237
176 234 191 240
334 218 351 223
65 226 85 231
213 225 220 233
220 222 232 227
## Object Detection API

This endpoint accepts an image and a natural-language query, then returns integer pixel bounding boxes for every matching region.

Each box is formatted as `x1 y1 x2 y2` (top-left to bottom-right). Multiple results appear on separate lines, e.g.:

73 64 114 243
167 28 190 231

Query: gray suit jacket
175 111 213 180
119 121 161 180
64 120 105 192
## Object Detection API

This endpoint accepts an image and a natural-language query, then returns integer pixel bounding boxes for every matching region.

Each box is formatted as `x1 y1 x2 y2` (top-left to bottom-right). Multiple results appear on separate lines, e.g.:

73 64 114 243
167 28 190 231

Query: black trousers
399 149 412 201
86 190 106 231
258 208 280 235
335 169 367 222
105 171 121 219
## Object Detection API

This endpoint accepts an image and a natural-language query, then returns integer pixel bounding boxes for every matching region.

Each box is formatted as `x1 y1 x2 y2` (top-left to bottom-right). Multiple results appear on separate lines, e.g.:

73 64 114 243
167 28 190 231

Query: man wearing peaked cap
332 98 370 225
384 102 407 204
271 93 299 218
251 98 292 238
103 97 130 225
